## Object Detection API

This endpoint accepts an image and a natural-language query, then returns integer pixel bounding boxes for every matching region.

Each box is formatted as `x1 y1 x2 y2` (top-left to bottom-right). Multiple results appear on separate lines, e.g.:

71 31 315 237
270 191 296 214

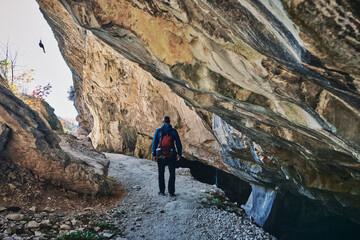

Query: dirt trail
106 153 275 240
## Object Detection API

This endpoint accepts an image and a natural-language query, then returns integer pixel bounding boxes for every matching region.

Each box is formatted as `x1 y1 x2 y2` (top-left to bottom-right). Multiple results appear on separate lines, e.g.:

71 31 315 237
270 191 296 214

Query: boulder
0 84 112 195
59 134 110 177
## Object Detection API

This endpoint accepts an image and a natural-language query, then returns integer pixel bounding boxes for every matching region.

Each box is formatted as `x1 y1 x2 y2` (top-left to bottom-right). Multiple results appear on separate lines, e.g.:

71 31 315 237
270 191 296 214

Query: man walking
152 116 182 197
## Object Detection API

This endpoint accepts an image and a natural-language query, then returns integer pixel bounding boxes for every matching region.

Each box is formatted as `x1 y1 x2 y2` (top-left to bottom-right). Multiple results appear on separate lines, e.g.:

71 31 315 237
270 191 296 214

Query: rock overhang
36 0 360 223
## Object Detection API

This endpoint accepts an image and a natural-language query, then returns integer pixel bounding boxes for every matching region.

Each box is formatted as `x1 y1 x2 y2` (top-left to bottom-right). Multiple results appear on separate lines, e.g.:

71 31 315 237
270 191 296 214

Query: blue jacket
152 124 182 157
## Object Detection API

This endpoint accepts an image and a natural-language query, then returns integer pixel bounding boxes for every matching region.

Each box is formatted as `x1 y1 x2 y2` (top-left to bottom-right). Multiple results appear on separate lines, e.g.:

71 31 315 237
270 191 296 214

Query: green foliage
202 197 224 208
49 216 60 226
113 209 126 217
201 197 236 213
57 231 102 240
74 214 89 224
97 221 119 233
0 59 9 78
106 176 115 181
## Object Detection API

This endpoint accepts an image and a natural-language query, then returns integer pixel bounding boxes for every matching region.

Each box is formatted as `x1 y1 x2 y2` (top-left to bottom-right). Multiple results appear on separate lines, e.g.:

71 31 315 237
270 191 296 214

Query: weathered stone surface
0 123 10 152
5 214 24 221
37 100 64 133
36 0 360 223
281 0 360 82
26 220 40 229
76 114 91 139
59 134 111 177
0 84 111 195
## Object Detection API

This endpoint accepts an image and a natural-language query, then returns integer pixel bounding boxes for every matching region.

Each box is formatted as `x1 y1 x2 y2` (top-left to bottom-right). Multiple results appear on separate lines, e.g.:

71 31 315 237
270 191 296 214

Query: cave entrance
264 191 360 240
177 158 251 205
177 158 360 240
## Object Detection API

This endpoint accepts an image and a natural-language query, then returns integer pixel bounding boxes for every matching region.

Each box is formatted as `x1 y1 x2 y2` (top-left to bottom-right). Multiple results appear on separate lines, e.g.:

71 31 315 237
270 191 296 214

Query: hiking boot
158 191 165 196
169 193 176 197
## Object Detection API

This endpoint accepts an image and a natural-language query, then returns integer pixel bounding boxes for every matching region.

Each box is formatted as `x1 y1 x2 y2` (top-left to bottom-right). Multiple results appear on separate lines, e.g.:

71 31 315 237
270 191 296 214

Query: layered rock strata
36 0 360 223
37 100 64 133
0 84 112 195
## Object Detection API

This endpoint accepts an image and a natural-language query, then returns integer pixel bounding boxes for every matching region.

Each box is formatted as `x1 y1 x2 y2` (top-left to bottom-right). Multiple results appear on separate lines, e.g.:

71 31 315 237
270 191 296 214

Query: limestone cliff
36 0 360 224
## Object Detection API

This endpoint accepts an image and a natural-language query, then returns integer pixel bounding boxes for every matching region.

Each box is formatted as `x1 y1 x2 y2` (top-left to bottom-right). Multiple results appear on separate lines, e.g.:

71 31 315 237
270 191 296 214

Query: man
152 116 182 197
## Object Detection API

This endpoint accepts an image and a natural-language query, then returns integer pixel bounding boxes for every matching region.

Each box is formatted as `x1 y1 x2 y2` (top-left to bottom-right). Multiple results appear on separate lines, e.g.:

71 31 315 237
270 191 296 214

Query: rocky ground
0 153 275 240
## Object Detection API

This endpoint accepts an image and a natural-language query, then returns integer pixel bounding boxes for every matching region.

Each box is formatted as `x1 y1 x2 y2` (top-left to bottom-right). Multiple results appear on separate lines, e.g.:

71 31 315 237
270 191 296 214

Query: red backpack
157 130 174 158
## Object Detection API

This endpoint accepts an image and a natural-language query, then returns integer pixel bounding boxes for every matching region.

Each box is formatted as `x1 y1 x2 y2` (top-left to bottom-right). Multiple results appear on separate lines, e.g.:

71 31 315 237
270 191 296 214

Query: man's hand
176 155 181 161
153 156 158 162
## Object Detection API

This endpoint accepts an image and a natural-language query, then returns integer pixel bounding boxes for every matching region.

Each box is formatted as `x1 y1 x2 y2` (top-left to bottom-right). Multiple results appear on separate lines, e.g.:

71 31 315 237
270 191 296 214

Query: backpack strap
157 129 163 149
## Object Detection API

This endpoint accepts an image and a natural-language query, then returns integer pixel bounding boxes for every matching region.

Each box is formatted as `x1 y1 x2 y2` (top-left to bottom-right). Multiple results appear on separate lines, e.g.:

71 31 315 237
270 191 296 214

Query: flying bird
39 40 46 53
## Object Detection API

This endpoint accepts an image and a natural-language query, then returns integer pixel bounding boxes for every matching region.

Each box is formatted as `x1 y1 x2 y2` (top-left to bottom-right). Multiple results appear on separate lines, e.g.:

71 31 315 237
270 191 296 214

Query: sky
0 0 78 119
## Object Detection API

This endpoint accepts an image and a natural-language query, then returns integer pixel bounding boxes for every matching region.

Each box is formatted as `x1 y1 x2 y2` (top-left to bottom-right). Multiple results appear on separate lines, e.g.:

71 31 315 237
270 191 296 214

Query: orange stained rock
93 0 193 66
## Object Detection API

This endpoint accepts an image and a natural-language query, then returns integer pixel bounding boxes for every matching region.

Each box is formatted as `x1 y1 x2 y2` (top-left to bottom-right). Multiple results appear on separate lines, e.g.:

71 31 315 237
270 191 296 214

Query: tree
0 41 51 110
0 41 18 84
31 83 52 108
67 85 76 101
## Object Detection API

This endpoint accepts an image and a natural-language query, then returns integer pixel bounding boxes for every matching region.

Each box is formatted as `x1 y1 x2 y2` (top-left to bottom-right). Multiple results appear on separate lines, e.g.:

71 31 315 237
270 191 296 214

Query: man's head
162 116 170 124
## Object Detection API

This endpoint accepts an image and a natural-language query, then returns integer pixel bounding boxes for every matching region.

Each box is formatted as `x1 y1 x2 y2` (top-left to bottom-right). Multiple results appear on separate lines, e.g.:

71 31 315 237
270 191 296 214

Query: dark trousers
157 157 176 195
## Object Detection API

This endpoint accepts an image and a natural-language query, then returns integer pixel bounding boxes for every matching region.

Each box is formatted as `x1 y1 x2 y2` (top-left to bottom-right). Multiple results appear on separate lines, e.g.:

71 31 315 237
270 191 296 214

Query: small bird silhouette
39 40 46 53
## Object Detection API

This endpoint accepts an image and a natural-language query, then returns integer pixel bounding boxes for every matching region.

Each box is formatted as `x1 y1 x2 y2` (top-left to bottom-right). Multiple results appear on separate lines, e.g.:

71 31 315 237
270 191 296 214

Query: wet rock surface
0 153 274 239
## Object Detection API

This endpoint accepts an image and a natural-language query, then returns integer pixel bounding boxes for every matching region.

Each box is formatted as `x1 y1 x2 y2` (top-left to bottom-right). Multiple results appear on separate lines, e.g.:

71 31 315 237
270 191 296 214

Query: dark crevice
177 158 360 240
177 158 251 205
264 191 360 240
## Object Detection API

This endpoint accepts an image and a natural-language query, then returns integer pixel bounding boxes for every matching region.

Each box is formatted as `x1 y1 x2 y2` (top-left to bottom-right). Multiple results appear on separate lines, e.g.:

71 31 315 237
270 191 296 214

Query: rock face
37 100 64 133
0 75 63 133
36 0 360 223
0 123 10 152
0 84 112 195
59 134 111 177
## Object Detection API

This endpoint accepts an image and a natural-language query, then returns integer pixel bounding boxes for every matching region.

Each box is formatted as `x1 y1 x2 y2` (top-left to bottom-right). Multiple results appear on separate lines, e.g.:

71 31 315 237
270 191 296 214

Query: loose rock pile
0 158 45 205
0 206 125 239
0 156 122 239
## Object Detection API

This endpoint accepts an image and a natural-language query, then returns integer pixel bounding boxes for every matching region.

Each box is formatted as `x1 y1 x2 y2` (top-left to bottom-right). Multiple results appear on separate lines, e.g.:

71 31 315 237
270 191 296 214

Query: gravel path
0 153 275 239
106 153 275 240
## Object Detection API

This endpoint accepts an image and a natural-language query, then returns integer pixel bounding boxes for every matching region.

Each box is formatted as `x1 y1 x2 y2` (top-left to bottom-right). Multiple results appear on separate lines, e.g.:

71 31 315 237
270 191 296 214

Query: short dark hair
163 116 170 123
